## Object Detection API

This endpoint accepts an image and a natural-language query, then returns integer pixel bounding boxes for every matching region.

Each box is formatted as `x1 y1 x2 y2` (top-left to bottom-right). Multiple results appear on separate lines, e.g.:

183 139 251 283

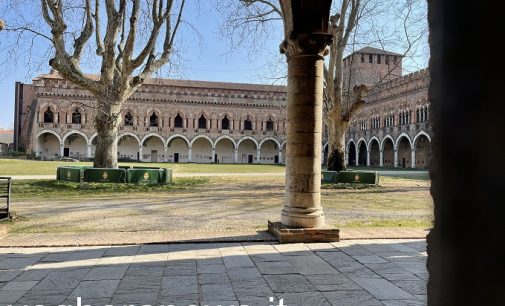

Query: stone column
366 150 371 167
138 146 143 162
234 149 238 163
280 33 332 228
411 148 416 169
164 147 168 162
188 147 192 162
212 148 216 163
394 149 399 168
278 149 283 164
87 144 91 158
379 150 384 167
59 144 64 157
256 148 261 164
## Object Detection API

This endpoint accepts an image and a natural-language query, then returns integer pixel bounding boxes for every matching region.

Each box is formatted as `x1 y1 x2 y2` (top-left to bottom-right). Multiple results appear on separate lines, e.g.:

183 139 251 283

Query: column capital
280 33 332 59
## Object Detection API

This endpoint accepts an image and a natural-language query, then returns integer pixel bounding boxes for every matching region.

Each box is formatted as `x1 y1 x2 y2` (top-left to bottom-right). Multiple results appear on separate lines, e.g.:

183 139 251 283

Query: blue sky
0 0 428 129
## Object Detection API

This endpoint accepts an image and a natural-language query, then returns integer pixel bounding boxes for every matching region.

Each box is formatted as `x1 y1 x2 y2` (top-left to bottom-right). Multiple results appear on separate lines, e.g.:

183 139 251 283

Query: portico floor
0 239 427 306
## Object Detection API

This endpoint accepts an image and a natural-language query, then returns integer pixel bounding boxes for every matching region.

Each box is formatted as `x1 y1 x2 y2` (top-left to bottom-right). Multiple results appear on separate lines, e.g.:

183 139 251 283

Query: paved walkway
0 228 428 247
0 239 427 306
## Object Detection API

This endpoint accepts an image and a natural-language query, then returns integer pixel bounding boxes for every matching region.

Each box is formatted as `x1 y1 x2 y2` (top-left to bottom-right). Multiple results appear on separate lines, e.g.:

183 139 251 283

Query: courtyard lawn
4 175 433 234
0 158 286 176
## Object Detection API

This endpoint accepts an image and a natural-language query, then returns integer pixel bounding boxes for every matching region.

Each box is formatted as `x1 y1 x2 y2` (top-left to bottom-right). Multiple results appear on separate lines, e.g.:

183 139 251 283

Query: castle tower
343 46 403 90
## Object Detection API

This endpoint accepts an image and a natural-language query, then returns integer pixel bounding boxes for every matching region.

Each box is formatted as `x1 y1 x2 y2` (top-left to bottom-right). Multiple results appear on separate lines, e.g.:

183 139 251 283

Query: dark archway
348 142 356 166
44 107 54 123
222 115 230 130
358 141 367 166
266 120 274 131
174 114 183 128
124 112 134 126
369 139 380 166
323 144 328 166
150 113 159 127
383 138 394 167
397 137 412 168
71 109 81 124
198 115 207 129
244 118 252 130
415 135 431 169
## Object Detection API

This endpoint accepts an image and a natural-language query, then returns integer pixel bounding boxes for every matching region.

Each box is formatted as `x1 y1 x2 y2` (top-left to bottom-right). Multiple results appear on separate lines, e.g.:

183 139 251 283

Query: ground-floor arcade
33 130 286 164
343 131 432 169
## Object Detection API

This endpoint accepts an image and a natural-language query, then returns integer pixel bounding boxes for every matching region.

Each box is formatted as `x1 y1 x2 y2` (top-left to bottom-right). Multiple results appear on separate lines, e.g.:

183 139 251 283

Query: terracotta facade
14 47 431 168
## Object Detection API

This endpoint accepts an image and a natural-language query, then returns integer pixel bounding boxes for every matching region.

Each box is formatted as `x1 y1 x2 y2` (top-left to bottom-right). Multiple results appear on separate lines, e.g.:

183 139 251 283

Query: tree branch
70 0 93 62
93 0 104 56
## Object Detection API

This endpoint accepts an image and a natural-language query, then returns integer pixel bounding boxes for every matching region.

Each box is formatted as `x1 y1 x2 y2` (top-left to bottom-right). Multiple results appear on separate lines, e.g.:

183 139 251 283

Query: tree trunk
327 117 349 172
93 99 122 168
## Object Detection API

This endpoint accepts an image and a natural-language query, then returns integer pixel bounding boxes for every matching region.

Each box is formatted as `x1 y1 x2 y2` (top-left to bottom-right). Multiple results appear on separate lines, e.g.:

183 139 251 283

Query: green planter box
164 168 172 184
337 171 379 185
56 166 84 182
321 170 338 183
132 167 172 184
126 168 164 185
83 168 126 183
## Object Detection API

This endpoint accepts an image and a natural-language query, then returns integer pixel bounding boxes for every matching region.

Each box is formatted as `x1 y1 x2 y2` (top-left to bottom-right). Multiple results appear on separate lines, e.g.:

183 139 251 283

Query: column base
268 221 340 244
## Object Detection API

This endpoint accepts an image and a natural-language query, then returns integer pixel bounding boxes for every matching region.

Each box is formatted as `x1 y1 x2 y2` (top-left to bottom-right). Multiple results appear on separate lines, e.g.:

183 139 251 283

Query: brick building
13 47 431 168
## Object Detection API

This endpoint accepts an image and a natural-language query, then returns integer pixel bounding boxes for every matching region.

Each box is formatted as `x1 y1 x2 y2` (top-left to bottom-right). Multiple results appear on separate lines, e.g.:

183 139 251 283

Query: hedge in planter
337 171 379 185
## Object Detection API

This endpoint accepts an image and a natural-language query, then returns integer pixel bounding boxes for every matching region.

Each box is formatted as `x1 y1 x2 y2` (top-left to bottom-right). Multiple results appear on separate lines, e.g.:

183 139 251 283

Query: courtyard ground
0 173 432 246
0 160 430 305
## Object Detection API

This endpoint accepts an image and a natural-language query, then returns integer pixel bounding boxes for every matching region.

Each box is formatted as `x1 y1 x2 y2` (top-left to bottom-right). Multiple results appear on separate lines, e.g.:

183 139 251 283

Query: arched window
424 107 429 121
124 112 133 126
150 113 158 127
221 115 230 130
266 120 274 131
44 107 54 123
244 118 252 130
198 114 207 129
174 114 183 128
416 109 420 122
72 109 81 124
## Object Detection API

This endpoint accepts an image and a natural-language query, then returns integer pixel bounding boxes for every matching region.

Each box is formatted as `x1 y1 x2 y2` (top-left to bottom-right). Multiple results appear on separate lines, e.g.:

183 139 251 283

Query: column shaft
282 54 325 228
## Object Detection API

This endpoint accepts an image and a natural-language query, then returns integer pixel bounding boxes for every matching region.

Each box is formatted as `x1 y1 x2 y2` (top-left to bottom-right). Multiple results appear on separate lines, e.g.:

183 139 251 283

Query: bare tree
217 0 427 171
1 0 185 168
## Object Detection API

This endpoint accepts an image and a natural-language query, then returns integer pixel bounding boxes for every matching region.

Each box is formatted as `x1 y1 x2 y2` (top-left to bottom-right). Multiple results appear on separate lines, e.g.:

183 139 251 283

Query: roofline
32 73 287 93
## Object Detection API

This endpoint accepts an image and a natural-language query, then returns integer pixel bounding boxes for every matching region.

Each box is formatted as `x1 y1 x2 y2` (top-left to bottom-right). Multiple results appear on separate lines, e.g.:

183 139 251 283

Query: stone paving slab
0 239 427 306
0 228 429 247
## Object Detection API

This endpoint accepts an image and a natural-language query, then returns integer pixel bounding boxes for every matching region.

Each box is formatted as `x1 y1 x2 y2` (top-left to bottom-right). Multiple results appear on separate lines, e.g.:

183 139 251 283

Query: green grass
337 219 432 228
347 166 427 172
10 177 209 199
0 158 286 175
